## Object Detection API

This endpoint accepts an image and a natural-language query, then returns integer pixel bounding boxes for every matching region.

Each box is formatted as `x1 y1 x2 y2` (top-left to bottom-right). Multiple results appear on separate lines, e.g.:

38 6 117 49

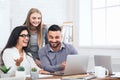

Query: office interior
0 0 120 72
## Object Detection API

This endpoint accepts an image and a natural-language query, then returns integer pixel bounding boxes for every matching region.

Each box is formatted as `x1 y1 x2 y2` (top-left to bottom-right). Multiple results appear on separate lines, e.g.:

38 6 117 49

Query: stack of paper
111 72 120 78
38 74 53 78
36 79 61 80
0 76 26 80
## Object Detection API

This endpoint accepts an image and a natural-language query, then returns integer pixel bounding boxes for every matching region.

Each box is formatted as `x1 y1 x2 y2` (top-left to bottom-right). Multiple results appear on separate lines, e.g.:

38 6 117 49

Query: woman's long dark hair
0 26 30 65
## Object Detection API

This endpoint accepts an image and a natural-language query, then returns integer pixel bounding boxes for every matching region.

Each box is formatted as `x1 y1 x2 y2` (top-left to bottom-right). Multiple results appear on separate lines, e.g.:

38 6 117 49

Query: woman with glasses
1 26 49 75
23 8 48 67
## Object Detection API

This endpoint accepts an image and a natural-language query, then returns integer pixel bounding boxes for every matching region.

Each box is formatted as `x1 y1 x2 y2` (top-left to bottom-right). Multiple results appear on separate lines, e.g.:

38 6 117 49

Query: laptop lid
62 55 89 75
94 55 112 75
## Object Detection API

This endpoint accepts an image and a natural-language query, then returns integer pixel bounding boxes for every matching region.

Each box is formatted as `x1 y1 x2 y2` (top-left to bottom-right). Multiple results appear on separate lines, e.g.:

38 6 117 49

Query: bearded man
38 24 78 73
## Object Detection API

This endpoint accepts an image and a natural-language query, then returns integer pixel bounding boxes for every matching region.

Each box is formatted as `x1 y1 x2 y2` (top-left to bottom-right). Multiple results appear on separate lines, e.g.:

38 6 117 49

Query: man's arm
68 44 78 55
39 54 63 73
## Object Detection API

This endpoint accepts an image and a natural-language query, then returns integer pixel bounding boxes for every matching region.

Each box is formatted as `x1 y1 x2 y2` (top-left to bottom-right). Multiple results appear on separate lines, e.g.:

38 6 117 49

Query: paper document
38 74 53 78
37 79 61 80
0 76 26 80
111 72 120 78
26 74 53 78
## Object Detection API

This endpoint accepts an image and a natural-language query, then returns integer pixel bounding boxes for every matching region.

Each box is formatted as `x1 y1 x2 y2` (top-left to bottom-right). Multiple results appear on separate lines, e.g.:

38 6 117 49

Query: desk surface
26 74 120 80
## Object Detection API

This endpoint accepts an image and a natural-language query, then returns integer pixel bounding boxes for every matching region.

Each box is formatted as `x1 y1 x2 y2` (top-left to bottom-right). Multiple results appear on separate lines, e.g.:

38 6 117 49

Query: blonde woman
24 8 48 67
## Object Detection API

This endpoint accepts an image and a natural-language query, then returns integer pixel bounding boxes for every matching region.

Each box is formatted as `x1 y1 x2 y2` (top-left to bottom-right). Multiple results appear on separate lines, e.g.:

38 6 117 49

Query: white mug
94 66 109 78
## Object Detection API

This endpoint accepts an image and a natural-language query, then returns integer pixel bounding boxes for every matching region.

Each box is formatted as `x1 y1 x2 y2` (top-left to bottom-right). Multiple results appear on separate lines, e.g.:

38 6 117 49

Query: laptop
52 55 89 76
94 55 113 75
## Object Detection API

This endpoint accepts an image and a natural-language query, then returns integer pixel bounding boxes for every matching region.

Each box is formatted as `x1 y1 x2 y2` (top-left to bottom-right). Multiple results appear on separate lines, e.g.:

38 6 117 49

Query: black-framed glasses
19 34 30 38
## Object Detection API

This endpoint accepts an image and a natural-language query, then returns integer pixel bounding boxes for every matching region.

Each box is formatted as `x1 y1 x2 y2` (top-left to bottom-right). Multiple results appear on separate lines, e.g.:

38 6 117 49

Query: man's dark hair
48 24 61 32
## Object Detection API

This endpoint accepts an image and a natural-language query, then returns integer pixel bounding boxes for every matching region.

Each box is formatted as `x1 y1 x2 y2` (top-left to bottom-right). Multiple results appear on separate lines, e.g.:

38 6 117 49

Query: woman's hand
39 69 50 74
14 56 23 66
35 59 41 68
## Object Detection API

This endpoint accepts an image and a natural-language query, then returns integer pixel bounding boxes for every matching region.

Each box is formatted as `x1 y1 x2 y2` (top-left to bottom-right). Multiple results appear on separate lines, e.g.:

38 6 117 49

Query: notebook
94 55 113 75
52 55 89 76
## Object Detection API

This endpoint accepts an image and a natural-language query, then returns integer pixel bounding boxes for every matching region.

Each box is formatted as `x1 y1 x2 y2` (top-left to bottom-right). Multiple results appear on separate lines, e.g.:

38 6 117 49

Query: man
38 24 78 73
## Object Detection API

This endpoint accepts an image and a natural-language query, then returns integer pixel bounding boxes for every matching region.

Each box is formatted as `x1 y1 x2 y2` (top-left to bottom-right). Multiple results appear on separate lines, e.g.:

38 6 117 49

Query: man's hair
48 24 61 32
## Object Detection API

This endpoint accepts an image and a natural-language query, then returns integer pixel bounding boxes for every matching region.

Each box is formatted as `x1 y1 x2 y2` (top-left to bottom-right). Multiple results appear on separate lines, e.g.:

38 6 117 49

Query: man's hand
14 56 23 66
61 61 66 69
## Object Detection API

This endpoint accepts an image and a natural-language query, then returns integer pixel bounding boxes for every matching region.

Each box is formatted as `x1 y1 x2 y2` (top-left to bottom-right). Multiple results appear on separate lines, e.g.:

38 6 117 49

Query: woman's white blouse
2 47 41 75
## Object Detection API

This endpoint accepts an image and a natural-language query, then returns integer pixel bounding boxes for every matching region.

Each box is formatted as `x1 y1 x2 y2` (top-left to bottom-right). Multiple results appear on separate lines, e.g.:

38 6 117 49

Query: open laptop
94 55 113 75
52 55 89 76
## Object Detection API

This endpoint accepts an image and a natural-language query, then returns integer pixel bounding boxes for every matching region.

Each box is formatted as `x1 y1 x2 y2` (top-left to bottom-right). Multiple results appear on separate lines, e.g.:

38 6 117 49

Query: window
92 0 120 46
79 0 120 47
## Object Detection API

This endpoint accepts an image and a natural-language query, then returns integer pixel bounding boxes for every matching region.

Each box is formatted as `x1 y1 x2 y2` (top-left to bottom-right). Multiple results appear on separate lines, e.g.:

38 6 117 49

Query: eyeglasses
19 34 30 38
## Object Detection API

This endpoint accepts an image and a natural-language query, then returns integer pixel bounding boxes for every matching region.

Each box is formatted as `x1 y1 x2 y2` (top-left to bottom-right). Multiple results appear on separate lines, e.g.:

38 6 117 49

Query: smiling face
16 30 30 48
48 31 62 50
30 12 42 27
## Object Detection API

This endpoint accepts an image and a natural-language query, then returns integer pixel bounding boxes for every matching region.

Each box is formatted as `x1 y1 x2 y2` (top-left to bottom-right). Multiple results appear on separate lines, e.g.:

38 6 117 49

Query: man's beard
49 41 61 48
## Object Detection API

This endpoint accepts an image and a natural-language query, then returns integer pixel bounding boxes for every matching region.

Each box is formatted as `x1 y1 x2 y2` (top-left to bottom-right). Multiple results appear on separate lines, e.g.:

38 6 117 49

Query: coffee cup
94 66 109 78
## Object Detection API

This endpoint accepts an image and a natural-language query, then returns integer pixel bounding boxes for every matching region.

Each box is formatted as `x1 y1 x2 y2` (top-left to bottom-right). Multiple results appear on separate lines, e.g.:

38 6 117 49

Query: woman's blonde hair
24 8 43 47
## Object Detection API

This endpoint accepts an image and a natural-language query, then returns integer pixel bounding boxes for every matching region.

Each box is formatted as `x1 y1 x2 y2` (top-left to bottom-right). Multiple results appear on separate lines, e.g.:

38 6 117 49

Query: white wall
0 0 69 49
79 0 92 46
0 0 11 50
10 0 68 29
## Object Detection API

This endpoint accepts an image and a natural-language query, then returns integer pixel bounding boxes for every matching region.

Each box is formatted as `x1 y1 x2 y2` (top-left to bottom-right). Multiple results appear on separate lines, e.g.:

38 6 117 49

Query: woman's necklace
30 26 37 34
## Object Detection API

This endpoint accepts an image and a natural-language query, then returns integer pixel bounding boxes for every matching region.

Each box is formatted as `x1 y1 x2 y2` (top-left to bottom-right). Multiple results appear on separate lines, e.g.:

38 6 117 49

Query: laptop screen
63 55 89 75
94 55 112 75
